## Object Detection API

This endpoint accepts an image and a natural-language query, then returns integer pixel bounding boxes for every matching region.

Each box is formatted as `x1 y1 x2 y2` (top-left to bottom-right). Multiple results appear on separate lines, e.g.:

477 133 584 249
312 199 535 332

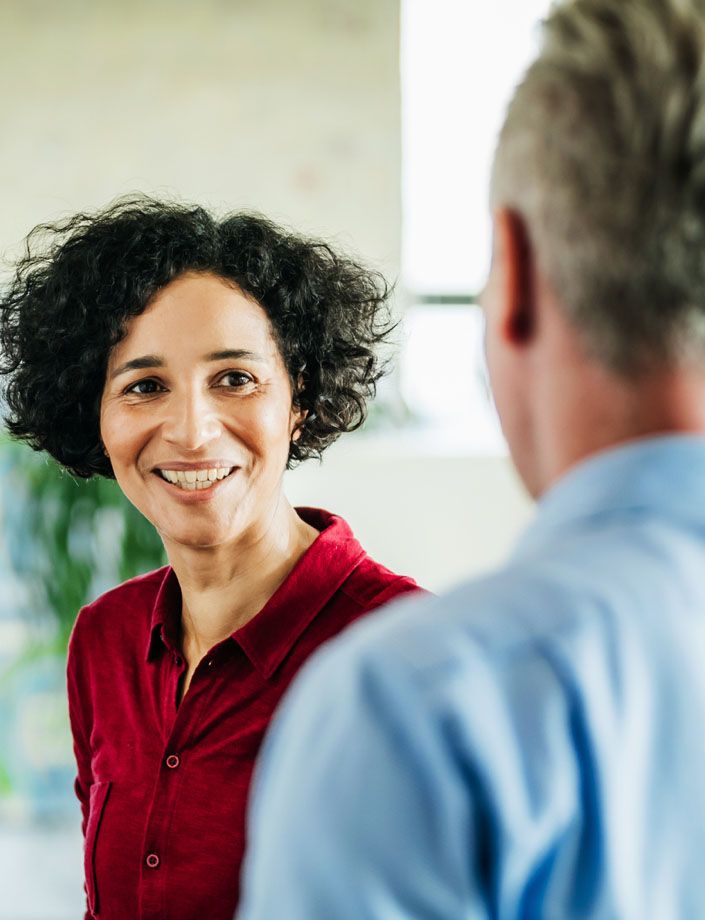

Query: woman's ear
290 408 307 443
290 374 307 442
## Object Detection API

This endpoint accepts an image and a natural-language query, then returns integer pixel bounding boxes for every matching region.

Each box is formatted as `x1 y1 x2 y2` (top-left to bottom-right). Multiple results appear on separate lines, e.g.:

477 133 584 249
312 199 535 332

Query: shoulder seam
339 574 421 610
81 565 169 612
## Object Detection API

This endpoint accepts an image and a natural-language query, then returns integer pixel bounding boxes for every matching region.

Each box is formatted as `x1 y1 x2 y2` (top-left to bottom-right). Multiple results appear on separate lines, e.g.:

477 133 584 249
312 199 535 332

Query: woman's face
100 271 303 551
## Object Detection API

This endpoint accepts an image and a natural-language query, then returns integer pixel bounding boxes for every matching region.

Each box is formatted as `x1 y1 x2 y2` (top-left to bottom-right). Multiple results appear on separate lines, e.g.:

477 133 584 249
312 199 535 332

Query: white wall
0 0 401 278
286 436 533 592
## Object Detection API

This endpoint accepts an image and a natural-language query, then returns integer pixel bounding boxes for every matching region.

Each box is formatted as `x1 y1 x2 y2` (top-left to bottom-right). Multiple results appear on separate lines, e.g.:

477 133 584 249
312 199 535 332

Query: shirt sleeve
238 639 492 920
66 621 94 920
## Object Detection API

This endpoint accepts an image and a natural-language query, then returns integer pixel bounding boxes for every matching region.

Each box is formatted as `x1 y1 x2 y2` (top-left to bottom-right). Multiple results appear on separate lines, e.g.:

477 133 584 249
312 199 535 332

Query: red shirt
67 508 422 920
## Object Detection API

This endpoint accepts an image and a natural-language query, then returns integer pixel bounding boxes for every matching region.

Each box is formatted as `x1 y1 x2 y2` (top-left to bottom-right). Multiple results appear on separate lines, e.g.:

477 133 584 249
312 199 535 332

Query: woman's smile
152 461 239 501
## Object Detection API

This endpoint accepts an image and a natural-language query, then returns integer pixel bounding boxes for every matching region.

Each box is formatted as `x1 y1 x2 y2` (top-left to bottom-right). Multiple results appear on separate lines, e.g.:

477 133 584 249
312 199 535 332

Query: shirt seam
338 574 419 612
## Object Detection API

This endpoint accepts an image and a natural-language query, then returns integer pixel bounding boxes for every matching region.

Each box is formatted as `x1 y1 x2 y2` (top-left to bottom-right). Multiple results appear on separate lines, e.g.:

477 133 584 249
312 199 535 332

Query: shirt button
145 853 160 869
165 754 180 769
174 656 183 667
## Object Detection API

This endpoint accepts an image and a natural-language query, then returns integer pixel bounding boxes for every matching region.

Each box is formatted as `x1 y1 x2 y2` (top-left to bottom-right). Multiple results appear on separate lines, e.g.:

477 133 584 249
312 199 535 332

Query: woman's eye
125 379 163 396
218 371 254 388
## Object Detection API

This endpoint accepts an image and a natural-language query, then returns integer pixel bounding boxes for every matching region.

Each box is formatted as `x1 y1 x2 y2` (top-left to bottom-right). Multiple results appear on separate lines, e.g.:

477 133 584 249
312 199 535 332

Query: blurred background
0 1 548 916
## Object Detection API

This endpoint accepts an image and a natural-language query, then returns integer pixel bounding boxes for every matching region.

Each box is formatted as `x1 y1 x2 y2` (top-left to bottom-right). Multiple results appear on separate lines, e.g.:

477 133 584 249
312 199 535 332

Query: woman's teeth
158 467 233 490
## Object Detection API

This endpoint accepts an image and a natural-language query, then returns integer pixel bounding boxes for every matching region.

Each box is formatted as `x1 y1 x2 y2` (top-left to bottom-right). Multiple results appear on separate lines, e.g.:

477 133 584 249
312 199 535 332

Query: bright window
398 0 551 453
401 0 551 296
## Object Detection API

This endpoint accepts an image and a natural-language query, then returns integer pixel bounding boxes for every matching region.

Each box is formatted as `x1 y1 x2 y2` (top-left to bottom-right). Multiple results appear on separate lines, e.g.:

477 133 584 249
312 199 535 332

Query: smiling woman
99 273 310 565
0 197 424 920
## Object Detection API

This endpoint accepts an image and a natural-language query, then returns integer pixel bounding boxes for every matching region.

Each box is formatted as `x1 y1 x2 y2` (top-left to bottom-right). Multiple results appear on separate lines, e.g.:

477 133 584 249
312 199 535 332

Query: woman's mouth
156 466 235 491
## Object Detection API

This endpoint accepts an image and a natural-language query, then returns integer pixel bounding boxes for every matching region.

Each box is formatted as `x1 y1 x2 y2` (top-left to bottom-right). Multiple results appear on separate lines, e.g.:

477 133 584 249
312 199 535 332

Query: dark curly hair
0 197 395 478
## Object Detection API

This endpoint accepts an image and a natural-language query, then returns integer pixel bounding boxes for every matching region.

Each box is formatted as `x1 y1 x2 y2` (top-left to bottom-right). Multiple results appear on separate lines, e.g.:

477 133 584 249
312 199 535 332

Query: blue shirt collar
512 434 705 562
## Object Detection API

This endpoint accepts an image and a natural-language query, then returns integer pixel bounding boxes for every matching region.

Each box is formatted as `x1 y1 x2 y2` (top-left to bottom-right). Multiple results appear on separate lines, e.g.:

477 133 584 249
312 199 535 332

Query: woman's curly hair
0 197 395 478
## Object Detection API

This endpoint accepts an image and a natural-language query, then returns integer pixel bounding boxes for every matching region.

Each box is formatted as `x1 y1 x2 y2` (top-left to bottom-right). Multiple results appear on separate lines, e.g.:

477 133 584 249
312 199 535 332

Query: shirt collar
145 508 367 677
145 566 183 663
235 508 366 678
512 433 705 563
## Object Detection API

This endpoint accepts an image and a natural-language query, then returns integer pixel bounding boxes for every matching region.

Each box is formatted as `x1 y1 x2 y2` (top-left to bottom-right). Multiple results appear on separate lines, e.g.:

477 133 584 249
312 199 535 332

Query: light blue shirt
238 437 705 919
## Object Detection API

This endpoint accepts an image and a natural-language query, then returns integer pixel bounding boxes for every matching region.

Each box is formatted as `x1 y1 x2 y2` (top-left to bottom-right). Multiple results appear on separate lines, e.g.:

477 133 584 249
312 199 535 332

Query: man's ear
492 207 536 346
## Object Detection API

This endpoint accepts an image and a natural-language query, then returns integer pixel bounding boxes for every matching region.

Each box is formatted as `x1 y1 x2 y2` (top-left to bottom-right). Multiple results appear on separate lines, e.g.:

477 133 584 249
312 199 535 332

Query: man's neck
538 362 705 497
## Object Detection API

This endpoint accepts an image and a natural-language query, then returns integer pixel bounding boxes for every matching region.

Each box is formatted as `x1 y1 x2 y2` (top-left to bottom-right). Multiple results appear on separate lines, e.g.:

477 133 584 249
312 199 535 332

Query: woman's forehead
111 272 279 364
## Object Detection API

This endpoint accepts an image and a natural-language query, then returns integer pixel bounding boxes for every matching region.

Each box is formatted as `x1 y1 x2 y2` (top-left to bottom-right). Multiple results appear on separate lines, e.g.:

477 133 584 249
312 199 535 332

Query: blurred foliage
0 760 12 797
0 435 165 652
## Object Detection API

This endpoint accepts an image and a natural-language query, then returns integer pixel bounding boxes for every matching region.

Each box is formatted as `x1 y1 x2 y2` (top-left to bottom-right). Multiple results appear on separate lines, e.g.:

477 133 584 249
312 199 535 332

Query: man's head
485 0 705 495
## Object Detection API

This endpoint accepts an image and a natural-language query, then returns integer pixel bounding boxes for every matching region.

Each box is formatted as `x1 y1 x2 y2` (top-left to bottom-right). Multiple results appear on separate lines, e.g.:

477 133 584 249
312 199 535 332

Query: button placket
142 652 225 916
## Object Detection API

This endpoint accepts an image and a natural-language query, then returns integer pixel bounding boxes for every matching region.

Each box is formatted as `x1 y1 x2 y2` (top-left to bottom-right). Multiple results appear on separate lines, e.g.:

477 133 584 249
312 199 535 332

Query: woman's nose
161 391 222 451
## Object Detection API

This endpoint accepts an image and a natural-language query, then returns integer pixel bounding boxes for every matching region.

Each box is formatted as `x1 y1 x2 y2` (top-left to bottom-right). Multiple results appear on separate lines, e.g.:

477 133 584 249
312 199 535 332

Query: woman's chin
158 524 238 552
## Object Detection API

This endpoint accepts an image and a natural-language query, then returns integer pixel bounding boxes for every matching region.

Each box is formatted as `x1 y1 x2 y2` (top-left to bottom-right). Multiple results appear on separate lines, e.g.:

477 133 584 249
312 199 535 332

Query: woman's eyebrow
206 349 266 363
110 355 163 379
110 349 266 380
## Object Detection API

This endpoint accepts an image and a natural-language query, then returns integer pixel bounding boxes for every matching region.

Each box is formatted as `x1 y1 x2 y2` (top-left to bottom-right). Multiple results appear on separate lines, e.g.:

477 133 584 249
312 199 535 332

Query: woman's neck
165 500 319 663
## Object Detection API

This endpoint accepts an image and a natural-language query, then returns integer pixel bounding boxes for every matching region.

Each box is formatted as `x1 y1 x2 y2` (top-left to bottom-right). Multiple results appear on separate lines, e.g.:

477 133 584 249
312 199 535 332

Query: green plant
0 435 166 652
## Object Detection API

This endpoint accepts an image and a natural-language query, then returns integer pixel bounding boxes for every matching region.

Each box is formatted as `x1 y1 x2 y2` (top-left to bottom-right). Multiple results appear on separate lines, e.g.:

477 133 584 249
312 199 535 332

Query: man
238 0 705 916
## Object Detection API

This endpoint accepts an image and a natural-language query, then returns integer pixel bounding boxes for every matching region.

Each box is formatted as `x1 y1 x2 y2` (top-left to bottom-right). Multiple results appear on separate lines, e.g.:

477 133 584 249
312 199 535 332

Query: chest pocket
84 780 112 917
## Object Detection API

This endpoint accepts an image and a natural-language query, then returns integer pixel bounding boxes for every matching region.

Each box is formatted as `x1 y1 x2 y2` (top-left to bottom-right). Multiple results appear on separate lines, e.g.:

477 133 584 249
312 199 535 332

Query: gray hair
491 0 705 372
